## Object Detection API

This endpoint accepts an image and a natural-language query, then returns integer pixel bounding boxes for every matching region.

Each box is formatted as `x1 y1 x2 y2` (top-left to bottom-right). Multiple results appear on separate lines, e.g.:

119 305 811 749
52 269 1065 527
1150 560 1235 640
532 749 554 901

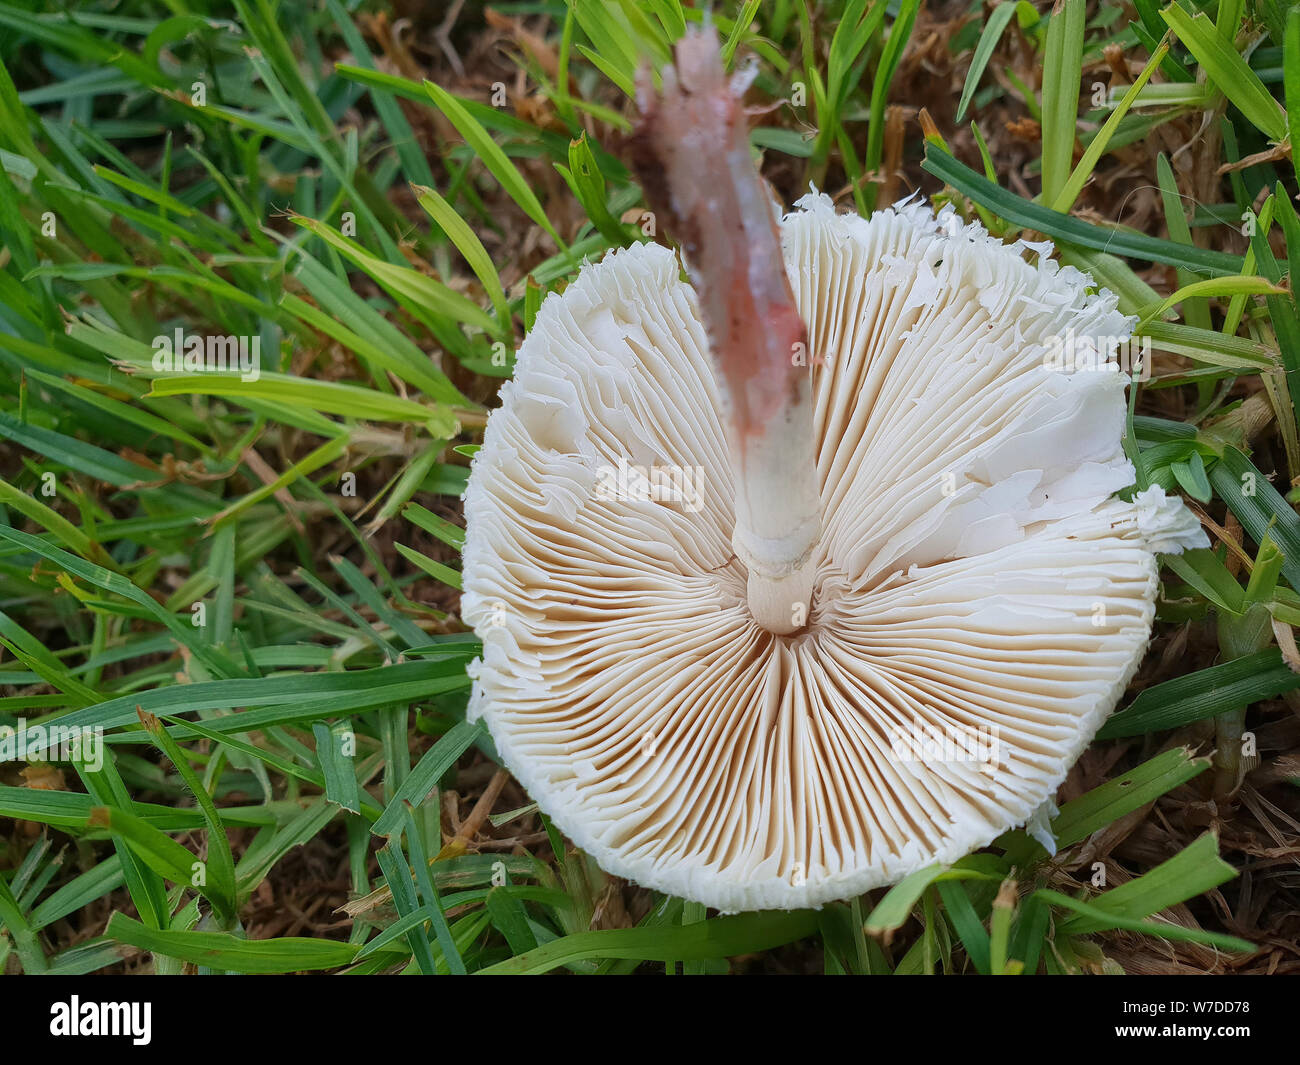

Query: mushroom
459 27 1206 911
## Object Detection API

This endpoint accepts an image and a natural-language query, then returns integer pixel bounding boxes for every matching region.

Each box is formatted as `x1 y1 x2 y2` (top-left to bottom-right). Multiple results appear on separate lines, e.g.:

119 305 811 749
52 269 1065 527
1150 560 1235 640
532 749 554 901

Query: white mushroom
460 28 1206 911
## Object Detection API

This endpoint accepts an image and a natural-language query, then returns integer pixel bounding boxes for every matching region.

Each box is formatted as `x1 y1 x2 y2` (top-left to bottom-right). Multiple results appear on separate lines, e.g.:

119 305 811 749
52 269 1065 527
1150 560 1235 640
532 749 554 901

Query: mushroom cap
461 195 1206 911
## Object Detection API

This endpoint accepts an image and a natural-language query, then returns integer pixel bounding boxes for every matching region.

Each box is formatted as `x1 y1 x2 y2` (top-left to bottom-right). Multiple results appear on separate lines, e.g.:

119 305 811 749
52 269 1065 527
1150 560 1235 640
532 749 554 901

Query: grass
0 0 1296 975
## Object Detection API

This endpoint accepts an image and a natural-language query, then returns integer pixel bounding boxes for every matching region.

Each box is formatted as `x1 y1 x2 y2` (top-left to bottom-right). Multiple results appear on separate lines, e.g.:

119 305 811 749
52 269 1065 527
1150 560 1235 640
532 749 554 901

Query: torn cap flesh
460 46 1206 911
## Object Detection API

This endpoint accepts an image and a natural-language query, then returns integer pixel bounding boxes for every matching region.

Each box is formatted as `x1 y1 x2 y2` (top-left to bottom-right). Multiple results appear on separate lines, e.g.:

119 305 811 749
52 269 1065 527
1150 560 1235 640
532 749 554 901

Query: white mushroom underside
461 195 1205 911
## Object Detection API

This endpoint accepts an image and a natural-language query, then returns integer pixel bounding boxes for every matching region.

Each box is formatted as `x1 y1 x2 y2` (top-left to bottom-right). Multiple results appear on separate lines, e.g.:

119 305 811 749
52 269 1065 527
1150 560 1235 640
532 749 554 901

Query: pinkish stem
628 25 821 634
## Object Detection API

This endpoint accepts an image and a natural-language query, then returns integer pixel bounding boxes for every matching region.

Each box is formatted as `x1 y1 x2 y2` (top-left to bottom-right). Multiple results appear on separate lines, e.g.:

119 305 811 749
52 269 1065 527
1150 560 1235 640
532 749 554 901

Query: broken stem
628 25 821 635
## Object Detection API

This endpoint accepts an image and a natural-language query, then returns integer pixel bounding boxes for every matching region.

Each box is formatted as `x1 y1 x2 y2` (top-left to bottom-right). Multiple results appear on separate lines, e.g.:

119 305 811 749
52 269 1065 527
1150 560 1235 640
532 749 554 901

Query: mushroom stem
731 391 821 634
628 25 822 635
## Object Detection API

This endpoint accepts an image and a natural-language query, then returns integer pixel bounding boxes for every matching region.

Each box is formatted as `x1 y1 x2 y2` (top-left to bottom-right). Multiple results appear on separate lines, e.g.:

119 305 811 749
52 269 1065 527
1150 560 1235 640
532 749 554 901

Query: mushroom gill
460 33 1207 912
